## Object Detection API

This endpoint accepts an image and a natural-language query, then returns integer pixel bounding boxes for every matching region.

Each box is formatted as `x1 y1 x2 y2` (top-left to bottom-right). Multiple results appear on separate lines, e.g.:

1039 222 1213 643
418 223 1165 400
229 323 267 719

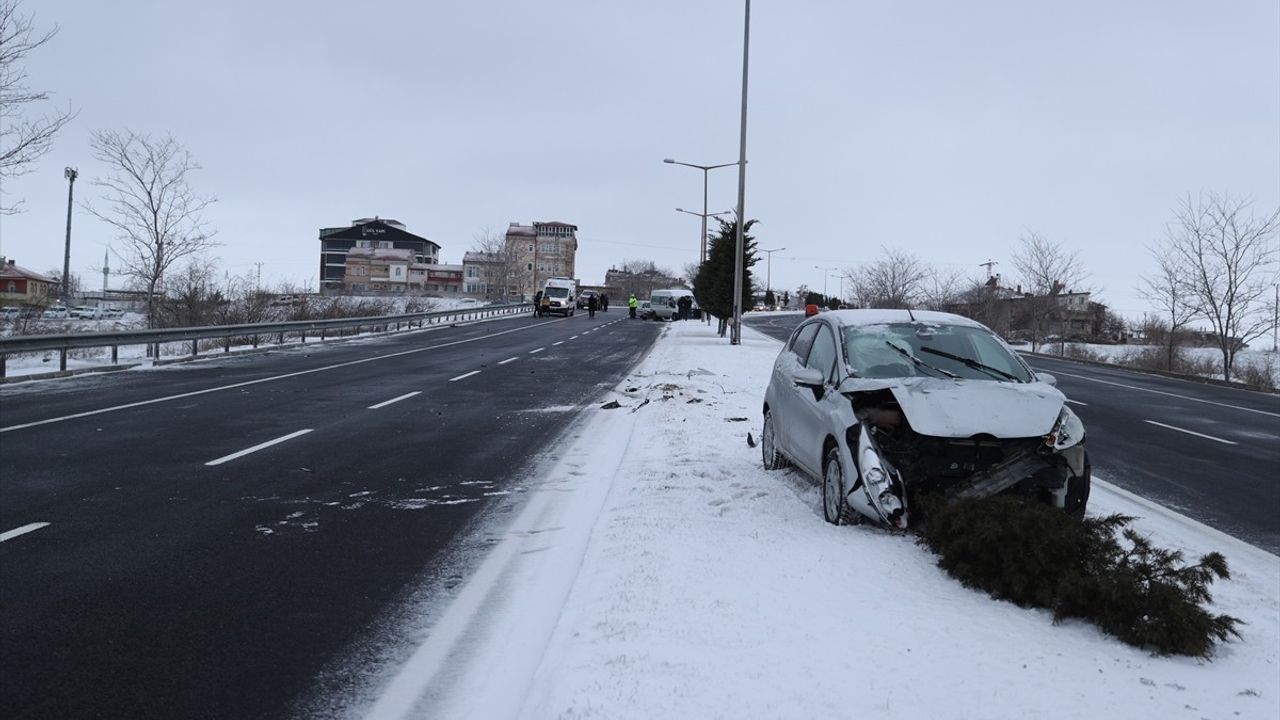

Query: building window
6 281 14 293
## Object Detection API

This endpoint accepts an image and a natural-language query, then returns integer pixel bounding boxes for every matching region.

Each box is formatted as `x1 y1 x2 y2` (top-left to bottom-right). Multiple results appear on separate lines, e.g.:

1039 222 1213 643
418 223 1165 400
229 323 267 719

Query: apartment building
319 217 440 295
505 221 578 298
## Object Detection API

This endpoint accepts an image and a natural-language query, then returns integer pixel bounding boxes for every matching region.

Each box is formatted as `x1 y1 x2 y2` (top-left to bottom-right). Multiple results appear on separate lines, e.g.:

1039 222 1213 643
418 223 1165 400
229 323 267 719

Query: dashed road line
1065 399 1088 406
450 370 481 382
529 347 545 354
498 357 519 365
206 429 314 466
0 522 50 543
552 341 564 346
1144 420 1237 446
570 335 579 340
368 391 421 410
1 317 568 434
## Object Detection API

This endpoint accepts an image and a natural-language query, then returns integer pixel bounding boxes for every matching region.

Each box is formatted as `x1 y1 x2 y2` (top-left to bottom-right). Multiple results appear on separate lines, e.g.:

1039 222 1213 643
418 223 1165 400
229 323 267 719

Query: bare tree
920 266 967 311
469 226 519 300
846 246 930 309
1140 245 1200 370
1010 231 1090 351
43 267 81 299
1164 193 1279 381
0 0 76 213
85 130 217 327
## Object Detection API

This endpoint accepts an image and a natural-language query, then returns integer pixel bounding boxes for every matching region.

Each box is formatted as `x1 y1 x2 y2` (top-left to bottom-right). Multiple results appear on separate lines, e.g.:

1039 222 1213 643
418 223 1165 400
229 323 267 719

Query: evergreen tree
693 217 758 336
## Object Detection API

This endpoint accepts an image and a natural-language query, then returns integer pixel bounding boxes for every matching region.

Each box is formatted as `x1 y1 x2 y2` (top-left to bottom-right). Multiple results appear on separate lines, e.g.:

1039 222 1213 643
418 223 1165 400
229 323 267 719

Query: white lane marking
1 318 563 434
368 391 421 410
498 357 519 365
0 522 50 543
1065 399 1088 406
1143 420 1238 446
206 429 314 466
450 370 481 382
529 347 545 354
552 341 564 346
570 335 579 340
1041 369 1280 419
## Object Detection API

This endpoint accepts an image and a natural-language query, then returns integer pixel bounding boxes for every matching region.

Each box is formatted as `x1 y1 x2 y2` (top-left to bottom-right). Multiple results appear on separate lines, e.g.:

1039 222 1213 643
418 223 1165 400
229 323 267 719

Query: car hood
838 376 1064 438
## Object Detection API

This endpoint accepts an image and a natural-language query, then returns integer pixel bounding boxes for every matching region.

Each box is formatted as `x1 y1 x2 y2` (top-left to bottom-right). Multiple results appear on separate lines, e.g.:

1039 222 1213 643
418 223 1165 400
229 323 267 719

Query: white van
541 277 577 317
647 288 697 321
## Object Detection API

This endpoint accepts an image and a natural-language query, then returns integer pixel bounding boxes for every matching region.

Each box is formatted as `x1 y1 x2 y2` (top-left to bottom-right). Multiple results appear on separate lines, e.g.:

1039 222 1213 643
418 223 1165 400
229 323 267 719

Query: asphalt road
743 313 1280 554
0 309 660 719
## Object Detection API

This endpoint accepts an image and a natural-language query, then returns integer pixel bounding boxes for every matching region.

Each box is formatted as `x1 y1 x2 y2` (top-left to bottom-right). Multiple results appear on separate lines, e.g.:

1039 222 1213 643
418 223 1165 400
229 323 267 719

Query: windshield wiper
919 346 1020 381
884 342 957 379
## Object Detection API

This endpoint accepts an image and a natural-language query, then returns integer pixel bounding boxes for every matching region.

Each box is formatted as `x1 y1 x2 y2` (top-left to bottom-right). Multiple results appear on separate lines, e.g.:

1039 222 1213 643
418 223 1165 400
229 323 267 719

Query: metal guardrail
0 302 532 378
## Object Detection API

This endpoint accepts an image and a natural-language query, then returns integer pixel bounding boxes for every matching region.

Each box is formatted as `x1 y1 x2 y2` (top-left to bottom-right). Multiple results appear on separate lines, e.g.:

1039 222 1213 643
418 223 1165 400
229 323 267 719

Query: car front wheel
822 446 849 525
761 410 788 470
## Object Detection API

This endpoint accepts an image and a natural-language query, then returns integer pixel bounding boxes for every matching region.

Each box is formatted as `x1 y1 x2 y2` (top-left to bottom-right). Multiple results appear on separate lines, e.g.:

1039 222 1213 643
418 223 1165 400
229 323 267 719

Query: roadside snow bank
368 320 1279 720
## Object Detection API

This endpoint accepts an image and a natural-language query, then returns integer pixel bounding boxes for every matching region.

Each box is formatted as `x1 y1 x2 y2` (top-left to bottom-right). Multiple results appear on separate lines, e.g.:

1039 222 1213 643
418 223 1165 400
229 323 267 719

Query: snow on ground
353 319 1279 720
1049 341 1280 385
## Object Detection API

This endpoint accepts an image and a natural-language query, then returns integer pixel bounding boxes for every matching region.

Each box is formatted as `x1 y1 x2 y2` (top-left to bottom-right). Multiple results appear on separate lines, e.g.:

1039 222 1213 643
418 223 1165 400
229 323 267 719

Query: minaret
103 248 110 292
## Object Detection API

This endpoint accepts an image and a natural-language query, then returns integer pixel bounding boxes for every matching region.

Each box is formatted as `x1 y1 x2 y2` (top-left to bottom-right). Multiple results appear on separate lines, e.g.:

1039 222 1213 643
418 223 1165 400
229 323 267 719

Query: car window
805 325 838 383
789 323 819 360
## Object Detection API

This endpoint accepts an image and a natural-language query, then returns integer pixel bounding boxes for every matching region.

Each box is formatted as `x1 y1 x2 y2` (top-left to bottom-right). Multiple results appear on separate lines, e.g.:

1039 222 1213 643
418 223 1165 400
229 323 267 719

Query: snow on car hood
838 376 1064 439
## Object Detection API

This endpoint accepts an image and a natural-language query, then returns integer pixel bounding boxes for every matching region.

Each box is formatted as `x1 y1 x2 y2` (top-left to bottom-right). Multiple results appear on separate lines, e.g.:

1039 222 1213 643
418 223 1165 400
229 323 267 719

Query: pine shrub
917 495 1242 658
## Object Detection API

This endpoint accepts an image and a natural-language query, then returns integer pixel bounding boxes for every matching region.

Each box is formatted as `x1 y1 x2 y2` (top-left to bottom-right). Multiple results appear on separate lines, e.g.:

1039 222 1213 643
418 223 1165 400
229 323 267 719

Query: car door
788 321 842 477
770 322 819 467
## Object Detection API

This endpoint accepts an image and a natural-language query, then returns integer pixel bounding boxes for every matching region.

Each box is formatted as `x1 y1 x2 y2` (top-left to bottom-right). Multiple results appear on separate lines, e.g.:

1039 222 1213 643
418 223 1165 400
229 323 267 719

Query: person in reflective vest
628 294 638 319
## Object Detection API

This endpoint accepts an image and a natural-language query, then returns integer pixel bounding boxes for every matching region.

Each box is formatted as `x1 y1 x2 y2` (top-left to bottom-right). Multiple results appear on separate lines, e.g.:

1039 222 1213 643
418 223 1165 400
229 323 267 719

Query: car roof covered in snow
821 309 987 330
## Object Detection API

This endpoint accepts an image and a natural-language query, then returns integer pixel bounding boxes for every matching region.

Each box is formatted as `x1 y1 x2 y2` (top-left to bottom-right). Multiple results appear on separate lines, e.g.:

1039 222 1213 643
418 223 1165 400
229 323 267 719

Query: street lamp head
676 207 685 213
64 167 78 180
663 158 675 164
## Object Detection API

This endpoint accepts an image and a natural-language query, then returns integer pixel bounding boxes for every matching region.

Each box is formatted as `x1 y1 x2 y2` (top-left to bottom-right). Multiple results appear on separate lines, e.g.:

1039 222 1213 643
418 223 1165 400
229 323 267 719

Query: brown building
319 217 441 295
506 221 578 298
0 258 53 308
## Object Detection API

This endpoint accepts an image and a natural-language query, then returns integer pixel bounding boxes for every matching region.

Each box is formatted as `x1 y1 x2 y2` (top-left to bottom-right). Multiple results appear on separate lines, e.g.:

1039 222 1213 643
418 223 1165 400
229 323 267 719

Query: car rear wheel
822 446 850 525
761 410 788 470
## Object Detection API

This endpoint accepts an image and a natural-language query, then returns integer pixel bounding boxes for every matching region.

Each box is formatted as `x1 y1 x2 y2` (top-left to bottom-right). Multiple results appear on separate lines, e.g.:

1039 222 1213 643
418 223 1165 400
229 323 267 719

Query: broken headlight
1047 405 1085 451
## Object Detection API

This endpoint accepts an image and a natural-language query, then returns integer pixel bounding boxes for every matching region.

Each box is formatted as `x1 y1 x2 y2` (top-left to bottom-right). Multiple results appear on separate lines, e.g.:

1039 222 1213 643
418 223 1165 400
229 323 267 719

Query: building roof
534 220 578 230
319 219 438 249
0 259 52 282
462 251 503 263
505 223 536 237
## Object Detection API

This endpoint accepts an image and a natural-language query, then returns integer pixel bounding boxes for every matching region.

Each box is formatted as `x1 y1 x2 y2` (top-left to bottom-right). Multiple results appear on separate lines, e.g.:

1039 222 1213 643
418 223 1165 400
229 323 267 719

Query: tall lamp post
675 206 732 253
760 246 785 302
62 167 78 300
664 158 738 265
815 265 840 305
730 0 751 345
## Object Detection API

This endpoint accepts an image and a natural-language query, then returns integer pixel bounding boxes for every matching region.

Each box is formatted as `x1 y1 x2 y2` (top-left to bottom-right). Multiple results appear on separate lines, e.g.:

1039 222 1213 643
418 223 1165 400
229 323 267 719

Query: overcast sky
2 0 1277 317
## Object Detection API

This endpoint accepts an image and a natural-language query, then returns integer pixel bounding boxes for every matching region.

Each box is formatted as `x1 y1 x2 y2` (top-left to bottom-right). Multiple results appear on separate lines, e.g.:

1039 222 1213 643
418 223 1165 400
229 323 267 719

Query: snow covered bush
918 495 1242 658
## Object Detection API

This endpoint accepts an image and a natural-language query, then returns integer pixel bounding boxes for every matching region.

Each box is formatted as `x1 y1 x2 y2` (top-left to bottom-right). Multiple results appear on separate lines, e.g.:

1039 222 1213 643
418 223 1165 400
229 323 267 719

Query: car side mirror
1038 372 1057 387
792 366 825 389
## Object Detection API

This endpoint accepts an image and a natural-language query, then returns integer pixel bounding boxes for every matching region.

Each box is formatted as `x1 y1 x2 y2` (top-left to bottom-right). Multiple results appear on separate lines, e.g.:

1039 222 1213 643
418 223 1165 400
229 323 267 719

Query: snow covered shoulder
363 320 1280 720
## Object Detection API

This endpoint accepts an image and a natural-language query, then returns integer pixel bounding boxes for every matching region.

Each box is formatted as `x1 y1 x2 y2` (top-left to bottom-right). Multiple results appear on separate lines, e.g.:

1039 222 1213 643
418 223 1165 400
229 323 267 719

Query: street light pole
730 0 751 345
62 167 78 300
760 247 785 302
815 265 839 304
664 158 738 265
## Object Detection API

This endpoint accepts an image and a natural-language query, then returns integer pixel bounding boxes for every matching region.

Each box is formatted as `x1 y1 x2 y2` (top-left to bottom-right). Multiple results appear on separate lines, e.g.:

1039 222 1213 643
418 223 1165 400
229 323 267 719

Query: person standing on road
628 293 638 319
533 290 543 317
587 292 598 318
601 293 609 312
677 295 692 321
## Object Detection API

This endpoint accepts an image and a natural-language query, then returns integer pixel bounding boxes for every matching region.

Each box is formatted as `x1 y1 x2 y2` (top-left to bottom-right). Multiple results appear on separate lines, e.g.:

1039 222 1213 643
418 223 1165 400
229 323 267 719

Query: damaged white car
761 310 1090 528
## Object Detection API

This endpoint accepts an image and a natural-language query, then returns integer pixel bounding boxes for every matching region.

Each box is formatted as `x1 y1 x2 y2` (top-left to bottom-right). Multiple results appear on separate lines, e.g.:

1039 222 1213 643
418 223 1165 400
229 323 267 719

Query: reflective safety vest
628 296 638 308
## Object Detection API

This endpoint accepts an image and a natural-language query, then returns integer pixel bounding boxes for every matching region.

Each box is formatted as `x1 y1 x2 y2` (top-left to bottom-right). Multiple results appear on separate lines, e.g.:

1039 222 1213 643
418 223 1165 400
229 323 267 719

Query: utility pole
62 167 78 300
979 259 998 280
1273 282 1278 353
760 247 785 302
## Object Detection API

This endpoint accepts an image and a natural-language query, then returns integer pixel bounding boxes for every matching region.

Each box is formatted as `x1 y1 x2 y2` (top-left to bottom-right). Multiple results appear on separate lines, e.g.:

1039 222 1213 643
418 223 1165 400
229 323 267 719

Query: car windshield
545 287 569 298
841 323 1032 382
